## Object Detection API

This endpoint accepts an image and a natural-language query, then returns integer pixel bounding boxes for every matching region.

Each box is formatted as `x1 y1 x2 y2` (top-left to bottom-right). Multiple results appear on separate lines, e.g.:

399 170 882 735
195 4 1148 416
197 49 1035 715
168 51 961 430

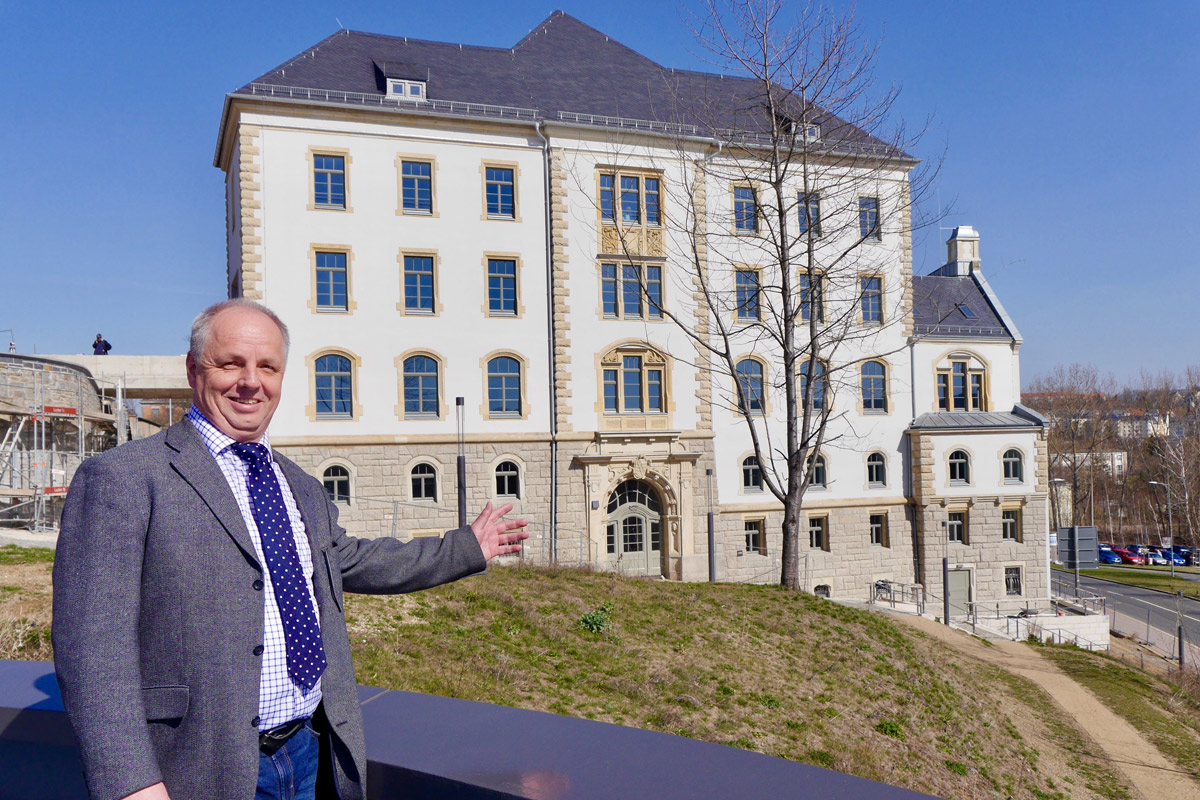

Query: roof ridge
511 10 660 67
341 28 514 53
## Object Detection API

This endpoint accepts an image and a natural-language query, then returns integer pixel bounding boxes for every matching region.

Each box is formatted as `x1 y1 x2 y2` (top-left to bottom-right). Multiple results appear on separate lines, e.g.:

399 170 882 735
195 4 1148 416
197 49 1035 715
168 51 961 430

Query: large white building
214 12 1050 607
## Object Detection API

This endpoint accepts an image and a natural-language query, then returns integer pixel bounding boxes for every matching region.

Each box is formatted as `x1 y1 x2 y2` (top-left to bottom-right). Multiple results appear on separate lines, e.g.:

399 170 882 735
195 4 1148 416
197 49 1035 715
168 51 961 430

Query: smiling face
186 306 286 442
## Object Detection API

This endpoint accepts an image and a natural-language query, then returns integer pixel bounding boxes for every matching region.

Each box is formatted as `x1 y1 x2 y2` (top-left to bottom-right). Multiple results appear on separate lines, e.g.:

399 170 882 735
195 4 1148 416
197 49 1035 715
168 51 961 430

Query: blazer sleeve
320 487 487 595
53 455 164 800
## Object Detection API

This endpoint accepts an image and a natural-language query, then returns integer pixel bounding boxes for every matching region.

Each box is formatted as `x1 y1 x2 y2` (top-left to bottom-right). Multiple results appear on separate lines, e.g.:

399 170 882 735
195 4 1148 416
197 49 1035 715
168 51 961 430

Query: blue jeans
255 720 319 800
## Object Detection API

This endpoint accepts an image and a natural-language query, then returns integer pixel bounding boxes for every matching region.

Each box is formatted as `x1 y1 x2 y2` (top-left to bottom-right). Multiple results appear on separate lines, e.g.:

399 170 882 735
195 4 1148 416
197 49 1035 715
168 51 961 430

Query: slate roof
911 275 1012 339
229 11 906 158
911 406 1045 431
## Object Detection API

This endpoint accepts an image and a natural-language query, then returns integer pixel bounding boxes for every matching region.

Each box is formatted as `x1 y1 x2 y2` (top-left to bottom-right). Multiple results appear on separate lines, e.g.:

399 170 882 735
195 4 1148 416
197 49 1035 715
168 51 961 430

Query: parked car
1112 548 1145 565
1162 550 1188 567
1098 548 1123 565
1145 550 1168 566
1172 546 1197 566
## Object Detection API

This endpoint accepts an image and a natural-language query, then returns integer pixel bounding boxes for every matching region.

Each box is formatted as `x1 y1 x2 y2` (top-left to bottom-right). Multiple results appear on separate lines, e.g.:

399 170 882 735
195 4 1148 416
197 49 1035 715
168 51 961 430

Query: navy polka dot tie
232 442 326 692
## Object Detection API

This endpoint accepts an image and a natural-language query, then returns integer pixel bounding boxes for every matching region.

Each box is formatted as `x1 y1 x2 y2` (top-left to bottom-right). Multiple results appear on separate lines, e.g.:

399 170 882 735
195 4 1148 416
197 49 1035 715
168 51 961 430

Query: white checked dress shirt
187 406 322 729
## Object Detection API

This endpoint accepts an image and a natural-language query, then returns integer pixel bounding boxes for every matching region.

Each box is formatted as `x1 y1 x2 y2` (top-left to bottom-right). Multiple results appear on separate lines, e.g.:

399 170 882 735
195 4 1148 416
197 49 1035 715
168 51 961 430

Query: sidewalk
0 527 57 549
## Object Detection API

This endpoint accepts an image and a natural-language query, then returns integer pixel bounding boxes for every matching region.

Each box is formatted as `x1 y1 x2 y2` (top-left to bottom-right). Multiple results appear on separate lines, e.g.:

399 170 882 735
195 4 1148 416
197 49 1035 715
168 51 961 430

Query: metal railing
1050 573 1107 615
1109 607 1198 666
866 580 925 614
244 83 539 121
1005 615 1109 651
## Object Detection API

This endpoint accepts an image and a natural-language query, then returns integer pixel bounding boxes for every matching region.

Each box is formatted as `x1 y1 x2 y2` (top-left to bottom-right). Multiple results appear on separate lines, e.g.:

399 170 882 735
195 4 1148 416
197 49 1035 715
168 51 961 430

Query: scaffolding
0 357 125 532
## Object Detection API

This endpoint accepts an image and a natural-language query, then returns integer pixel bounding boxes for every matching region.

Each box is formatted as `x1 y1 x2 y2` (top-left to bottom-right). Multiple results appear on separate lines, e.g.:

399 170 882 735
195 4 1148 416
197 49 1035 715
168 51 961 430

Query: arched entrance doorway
605 479 663 576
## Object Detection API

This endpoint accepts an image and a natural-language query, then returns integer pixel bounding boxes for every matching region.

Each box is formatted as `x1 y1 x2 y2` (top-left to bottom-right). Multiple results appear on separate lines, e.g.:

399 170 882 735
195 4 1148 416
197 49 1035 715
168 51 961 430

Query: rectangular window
487 259 517 315
620 175 640 224
600 173 615 222
1002 509 1021 542
602 262 662 319
603 369 618 412
601 264 618 317
1005 566 1023 596
647 369 663 412
315 251 347 310
736 269 761 321
948 511 967 544
622 356 643 412
401 161 433 213
799 193 821 237
937 373 949 411
733 186 757 232
800 273 824 322
313 155 346 208
645 265 663 318
971 373 984 410
861 277 883 324
938 361 986 411
952 361 967 410
808 516 828 551
622 265 643 318
403 255 435 312
869 513 888 547
485 167 515 218
745 519 766 555
645 178 661 225
859 196 880 240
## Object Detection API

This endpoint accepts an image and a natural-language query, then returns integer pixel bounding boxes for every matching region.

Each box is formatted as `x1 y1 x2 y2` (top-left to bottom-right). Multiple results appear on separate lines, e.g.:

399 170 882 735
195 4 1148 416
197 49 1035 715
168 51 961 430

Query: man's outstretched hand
471 502 529 561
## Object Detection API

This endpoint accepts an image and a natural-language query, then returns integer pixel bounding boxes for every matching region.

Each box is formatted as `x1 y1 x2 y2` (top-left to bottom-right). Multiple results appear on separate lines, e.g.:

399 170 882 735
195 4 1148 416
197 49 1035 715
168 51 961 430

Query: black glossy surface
0 661 941 799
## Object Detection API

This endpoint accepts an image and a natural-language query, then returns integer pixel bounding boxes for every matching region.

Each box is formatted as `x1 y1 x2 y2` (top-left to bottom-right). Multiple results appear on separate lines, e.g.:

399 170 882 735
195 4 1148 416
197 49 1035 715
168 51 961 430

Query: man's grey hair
189 299 290 362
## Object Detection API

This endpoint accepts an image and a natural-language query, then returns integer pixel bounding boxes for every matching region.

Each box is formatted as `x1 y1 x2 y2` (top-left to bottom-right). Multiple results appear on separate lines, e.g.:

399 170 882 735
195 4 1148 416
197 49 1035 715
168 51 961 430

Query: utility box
1058 526 1099 569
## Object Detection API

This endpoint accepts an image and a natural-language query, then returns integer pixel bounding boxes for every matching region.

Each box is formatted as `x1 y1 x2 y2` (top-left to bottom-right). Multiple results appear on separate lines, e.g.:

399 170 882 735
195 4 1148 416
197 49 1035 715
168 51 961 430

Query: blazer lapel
165 421 261 570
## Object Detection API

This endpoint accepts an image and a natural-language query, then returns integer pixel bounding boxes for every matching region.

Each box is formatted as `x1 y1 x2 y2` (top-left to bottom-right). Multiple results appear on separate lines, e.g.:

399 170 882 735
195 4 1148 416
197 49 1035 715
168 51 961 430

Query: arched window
495 460 521 498
1003 449 1023 483
867 452 887 487
800 360 827 411
315 354 353 417
403 355 439 416
322 465 351 504
949 450 970 484
487 357 522 416
735 359 765 415
808 454 827 488
861 361 887 413
411 462 437 501
742 455 762 491
936 353 988 411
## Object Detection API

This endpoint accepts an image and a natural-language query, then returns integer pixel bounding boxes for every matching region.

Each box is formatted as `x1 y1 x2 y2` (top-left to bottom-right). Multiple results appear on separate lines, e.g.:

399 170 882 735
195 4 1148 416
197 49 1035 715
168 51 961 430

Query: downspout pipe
535 121 557 561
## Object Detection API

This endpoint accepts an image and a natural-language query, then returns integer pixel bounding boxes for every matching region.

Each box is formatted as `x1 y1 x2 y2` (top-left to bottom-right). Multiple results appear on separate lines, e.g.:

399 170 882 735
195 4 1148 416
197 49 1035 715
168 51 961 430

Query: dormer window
956 303 977 320
388 79 426 101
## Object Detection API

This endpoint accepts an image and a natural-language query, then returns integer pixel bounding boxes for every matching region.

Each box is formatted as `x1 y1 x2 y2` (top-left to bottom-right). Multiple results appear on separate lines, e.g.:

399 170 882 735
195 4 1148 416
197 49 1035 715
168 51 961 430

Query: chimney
945 226 980 276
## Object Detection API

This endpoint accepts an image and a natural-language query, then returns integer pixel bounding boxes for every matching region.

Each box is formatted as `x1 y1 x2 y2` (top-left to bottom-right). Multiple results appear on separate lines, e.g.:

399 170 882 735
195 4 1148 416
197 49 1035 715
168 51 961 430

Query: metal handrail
244 83 539 120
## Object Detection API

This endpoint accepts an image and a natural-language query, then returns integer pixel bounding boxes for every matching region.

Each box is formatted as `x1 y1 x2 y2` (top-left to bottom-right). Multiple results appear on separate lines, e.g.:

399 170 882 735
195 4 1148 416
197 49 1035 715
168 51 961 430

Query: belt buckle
259 718 306 755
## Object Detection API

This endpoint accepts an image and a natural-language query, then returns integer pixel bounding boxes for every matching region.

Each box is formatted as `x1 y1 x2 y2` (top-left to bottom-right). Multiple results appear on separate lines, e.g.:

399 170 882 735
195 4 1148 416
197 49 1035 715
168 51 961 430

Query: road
1053 571 1200 646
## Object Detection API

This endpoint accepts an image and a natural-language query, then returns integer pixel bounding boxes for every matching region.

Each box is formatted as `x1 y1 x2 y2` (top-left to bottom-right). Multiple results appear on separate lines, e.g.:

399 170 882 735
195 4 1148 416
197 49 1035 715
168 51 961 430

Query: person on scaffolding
92 333 112 355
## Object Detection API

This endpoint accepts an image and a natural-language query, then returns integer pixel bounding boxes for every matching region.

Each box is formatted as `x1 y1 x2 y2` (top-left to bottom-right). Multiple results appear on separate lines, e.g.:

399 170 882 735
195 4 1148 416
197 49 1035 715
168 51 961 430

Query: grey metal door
947 569 971 617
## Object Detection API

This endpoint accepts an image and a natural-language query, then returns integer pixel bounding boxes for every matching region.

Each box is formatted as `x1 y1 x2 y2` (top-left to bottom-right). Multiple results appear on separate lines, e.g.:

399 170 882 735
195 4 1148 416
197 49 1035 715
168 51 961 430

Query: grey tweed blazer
52 421 486 800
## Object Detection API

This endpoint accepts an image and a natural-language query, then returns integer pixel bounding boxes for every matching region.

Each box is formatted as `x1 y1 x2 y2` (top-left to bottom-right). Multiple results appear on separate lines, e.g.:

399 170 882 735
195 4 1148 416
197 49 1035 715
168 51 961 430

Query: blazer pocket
324 548 344 612
142 685 190 721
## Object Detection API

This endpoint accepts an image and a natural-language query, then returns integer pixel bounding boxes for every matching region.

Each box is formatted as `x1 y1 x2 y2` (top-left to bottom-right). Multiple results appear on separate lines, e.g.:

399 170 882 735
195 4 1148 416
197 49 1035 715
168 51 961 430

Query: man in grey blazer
52 299 528 800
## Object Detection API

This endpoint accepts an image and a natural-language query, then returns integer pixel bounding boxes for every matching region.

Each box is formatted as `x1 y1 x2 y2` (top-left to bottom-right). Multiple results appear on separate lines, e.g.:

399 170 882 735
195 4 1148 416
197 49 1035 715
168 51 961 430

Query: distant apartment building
1114 410 1170 439
1051 450 1127 477
214 12 1049 605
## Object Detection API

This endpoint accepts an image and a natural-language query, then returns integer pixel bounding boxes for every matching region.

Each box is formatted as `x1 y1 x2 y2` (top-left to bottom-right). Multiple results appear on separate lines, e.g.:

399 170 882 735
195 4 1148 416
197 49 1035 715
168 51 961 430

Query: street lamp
1148 480 1175 579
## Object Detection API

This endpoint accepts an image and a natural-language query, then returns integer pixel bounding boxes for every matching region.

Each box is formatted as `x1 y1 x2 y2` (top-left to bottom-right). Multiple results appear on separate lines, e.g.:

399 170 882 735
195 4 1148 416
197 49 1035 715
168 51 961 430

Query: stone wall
719 502 915 596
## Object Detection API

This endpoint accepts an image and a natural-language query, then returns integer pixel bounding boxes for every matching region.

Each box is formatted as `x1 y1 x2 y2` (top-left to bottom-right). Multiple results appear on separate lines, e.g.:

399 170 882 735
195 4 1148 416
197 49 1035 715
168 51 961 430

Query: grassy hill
1 546 1174 799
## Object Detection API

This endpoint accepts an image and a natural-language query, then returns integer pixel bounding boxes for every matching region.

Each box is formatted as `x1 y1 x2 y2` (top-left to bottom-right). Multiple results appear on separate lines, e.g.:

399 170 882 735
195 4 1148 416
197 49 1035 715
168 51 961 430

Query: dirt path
895 613 1194 800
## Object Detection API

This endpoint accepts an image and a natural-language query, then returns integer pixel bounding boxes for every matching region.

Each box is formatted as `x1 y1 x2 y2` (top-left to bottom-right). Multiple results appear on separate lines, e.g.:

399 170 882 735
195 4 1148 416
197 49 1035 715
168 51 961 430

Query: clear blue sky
2 1 1196 386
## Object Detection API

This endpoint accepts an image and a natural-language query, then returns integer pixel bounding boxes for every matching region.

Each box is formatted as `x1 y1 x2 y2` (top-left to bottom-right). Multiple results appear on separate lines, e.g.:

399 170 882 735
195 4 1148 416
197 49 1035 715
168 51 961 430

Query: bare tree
1024 364 1117 528
589 0 941 589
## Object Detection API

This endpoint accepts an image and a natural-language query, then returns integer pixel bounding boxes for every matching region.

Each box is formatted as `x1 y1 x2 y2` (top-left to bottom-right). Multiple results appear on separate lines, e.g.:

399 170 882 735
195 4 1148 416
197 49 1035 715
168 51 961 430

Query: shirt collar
186 405 271 457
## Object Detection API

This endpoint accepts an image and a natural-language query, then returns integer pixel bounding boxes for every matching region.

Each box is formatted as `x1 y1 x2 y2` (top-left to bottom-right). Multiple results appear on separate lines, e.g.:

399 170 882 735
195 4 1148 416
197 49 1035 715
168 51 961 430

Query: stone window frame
481 252 526 319
740 452 765 494
493 458 523 500
732 265 763 325
1001 505 1023 543
1002 446 1026 484
317 457 356 507
732 354 771 417
596 259 666 322
594 341 676 425
1003 563 1024 596
596 166 664 229
303 347 363 422
948 448 972 486
947 508 970 545
307 146 353 213
807 513 830 552
730 181 762 235
933 349 991 413
394 349 448 421
858 195 881 241
395 153 440 218
480 159 522 222
405 457 442 504
396 248 444 317
797 268 826 323
743 515 767 556
807 452 829 490
858 272 885 326
307 244 357 315
865 451 888 488
478 349 531 421
858 358 891 416
868 510 890 548
798 191 821 238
